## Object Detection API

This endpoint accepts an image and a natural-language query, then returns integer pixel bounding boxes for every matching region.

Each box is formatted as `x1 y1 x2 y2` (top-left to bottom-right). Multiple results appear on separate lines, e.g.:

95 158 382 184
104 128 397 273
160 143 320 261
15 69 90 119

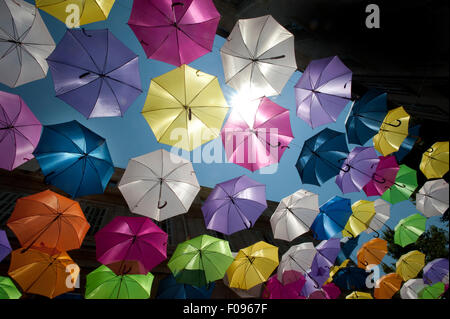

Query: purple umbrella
201 175 267 235
336 147 380 194
295 56 352 128
423 258 449 285
0 91 42 171
47 29 142 118
0 230 12 262
309 238 341 288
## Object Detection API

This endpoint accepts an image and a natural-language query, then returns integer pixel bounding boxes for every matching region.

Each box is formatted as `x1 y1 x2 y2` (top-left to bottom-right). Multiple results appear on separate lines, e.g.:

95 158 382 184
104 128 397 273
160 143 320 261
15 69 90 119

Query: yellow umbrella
36 0 115 26
226 241 278 290
373 106 410 156
342 200 376 238
142 64 229 151
396 250 425 281
346 291 373 299
325 259 350 285
420 141 449 179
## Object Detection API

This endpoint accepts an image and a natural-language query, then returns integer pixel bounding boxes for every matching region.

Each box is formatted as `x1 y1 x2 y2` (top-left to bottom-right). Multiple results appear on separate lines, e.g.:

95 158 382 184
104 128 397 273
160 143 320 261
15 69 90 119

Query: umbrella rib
44 125 84 154
162 162 189 180
129 159 160 179
101 78 124 117
68 29 102 73
186 77 216 106
157 110 186 142
237 22 256 59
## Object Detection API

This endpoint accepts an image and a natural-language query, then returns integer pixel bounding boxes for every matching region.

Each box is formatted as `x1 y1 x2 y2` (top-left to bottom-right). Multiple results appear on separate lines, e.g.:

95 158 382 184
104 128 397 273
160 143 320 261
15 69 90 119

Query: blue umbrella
310 196 352 240
296 128 349 186
333 267 368 291
394 125 421 163
33 120 114 198
336 236 360 265
345 90 387 146
157 275 215 299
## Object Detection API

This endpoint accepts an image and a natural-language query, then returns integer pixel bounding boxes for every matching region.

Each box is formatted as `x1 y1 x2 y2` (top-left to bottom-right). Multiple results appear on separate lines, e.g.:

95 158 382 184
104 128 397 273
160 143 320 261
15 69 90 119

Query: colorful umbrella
336 238 359 265
365 199 391 235
223 272 264 299
325 259 350 285
394 213 426 247
0 91 42 171
357 238 388 269
306 283 341 299
0 230 12 263
381 164 418 204
220 15 297 99
85 265 153 299
394 125 420 163
313 238 341 269
7 190 90 253
118 149 200 222
416 179 449 218
310 196 352 240
262 274 305 299
400 278 427 299
296 128 349 186
373 106 410 156
270 189 319 242
278 242 317 287
420 141 449 179
423 258 449 285
363 156 400 197
228 241 279 290
202 175 267 235
129 0 220 66
346 291 373 299
141 64 229 151
0 0 55 88
168 235 233 287
0 276 21 299
295 56 352 128
157 275 215 299
221 97 293 172
332 267 368 291
396 250 425 281
374 273 403 299
47 28 142 118
345 89 387 145
33 120 114 198
342 200 376 238
419 282 446 299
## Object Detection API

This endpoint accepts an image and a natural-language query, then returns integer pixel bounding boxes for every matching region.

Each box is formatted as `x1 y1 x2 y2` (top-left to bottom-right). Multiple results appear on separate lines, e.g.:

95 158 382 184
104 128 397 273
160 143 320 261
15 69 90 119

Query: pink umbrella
363 156 400 196
128 0 220 66
307 283 341 299
263 274 306 299
221 97 294 172
0 91 41 171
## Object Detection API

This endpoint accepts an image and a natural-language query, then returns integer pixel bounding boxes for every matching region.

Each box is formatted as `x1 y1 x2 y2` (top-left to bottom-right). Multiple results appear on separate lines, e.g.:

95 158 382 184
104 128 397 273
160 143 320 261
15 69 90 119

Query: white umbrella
118 149 200 221
220 15 297 100
0 0 55 88
416 179 449 218
400 278 427 299
270 189 319 242
365 199 391 234
277 242 316 282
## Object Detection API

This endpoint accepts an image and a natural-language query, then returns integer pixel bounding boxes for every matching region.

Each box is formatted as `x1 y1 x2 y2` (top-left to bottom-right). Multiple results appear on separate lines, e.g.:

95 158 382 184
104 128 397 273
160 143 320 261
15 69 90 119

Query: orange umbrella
8 248 79 299
357 238 388 269
7 190 90 252
374 273 403 299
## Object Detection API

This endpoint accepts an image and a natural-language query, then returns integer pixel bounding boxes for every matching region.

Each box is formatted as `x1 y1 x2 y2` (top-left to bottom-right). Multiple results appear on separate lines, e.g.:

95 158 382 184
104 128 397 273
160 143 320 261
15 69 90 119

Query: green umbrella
394 213 427 247
381 164 418 204
85 265 154 299
0 276 21 299
419 282 445 299
168 235 234 287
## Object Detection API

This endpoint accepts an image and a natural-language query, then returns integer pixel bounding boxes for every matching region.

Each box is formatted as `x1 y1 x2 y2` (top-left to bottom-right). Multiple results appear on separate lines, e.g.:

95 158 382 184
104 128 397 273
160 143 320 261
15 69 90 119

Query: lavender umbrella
295 56 352 128
335 147 380 194
202 175 267 235
0 230 12 263
313 238 341 269
47 29 142 118
423 258 449 285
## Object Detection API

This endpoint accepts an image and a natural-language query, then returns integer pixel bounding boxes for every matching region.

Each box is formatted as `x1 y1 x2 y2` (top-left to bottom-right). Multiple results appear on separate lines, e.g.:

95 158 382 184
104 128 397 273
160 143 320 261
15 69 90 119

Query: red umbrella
363 156 400 196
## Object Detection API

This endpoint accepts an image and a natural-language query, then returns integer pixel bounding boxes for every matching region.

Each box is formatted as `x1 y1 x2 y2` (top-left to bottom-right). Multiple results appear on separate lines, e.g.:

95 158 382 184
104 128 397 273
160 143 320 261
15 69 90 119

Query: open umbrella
363 156 400 197
373 106 410 156
416 179 449 218
220 15 297 99
357 238 388 269
419 282 446 299
157 275 215 299
262 274 305 299
0 230 12 263
336 238 359 265
0 0 55 88
332 267 368 291
118 149 200 222
47 28 142 118
202 175 267 235
296 128 349 186
313 238 341 270
374 273 403 299
325 259 350 285
295 56 352 128
223 272 264 299
278 242 317 287
400 278 427 299
305 282 340 299
394 214 426 247
342 200 376 238
221 97 293 172
423 258 449 285
346 291 373 299
381 164 418 204
142 64 229 151
0 91 42 171
0 276 21 299
33 120 114 198
396 250 425 281
129 0 220 66
365 199 391 235
7 190 90 253
310 196 352 240
395 125 421 163
420 141 449 179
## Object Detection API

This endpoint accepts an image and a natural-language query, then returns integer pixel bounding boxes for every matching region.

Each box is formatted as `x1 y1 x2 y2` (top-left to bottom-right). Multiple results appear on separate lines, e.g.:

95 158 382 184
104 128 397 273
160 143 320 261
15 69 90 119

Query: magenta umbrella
95 216 168 274
0 91 41 171
128 0 220 66
221 97 294 172
363 156 400 196
263 274 306 299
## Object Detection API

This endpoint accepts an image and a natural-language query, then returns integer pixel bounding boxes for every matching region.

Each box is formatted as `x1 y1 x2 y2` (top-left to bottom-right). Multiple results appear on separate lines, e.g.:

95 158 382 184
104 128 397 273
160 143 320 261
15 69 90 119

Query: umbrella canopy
8 248 78 299
346 291 373 299
365 199 391 235
373 106 410 156
423 258 449 285
262 274 305 299
0 0 55 88
220 15 297 99
277 242 316 283
47 28 141 118
0 276 21 299
363 156 400 197
394 125 420 163
396 250 425 281
295 56 352 128
85 265 153 299
0 91 42 171
141 64 229 151
420 141 449 179
7 190 90 253
325 259 350 285
270 189 319 242
332 267 368 291
357 238 388 269
342 200 376 238
400 278 427 299
296 128 349 186
345 90 387 145
336 238 359 265
33 120 114 198
0 230 12 263
310 196 352 240
168 235 233 287
419 282 445 299
202 175 267 235
223 272 264 299
374 273 403 299
221 97 293 172
227 241 279 290
394 213 426 248
306 283 340 300
381 164 418 204
118 149 200 222
416 179 449 218
95 216 168 274
157 275 215 299
129 0 220 67
313 238 341 269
